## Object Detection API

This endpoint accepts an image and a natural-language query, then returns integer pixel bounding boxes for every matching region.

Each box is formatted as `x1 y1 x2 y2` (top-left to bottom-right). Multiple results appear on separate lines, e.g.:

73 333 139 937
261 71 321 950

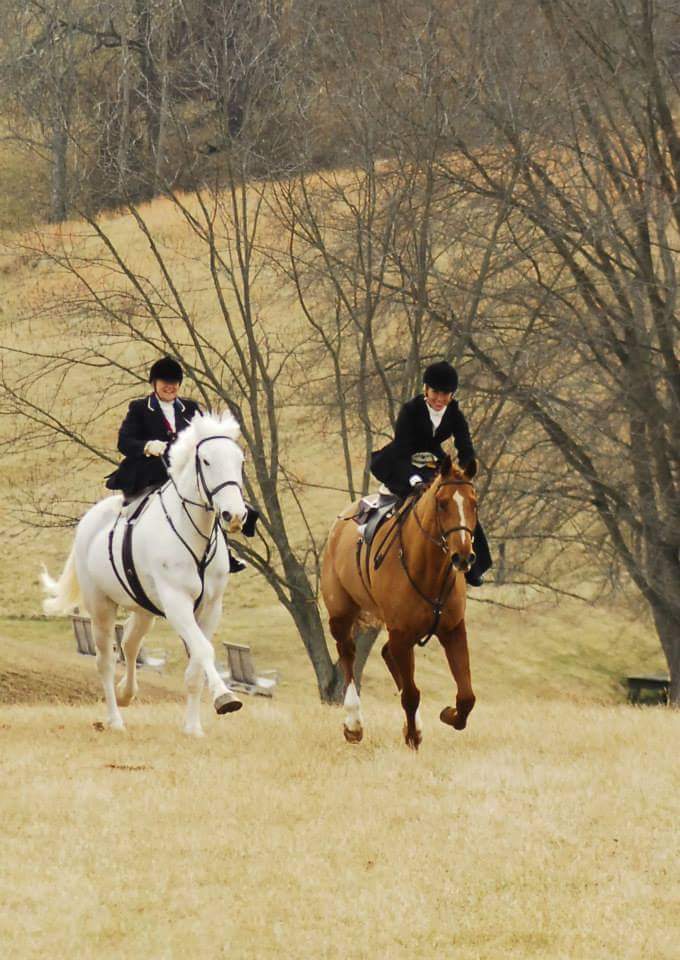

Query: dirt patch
0 626 183 706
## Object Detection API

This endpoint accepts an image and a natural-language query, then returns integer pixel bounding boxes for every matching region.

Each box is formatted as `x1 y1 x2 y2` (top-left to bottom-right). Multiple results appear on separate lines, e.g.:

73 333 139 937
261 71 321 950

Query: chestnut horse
321 456 478 748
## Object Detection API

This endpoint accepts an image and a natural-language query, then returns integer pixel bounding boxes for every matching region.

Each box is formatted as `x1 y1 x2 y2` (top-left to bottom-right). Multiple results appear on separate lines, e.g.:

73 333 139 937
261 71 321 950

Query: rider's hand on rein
144 440 168 457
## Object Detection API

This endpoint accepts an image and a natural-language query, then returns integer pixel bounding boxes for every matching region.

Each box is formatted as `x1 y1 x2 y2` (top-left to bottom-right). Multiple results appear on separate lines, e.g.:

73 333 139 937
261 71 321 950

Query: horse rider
370 360 491 586
105 356 246 572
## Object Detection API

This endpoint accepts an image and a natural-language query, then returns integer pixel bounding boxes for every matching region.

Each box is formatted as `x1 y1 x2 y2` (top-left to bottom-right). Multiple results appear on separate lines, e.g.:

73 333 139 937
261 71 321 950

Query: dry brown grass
0 687 678 960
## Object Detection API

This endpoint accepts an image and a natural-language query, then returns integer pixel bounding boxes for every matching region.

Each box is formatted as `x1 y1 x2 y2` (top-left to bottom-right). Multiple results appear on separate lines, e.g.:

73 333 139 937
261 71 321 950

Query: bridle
404 476 477 645
412 478 477 555
109 433 246 619
194 436 245 512
158 434 245 584
362 475 477 647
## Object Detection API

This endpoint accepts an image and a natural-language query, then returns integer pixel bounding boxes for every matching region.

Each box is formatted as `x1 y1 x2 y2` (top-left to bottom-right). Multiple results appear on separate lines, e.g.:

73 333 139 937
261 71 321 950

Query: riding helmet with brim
424 360 458 393
149 356 183 384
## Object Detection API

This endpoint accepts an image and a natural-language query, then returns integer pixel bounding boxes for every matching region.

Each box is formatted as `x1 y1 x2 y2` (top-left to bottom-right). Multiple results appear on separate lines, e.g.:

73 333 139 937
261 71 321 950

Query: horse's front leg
181 597 225 737
438 619 475 731
161 592 242 721
116 609 155 707
387 631 422 749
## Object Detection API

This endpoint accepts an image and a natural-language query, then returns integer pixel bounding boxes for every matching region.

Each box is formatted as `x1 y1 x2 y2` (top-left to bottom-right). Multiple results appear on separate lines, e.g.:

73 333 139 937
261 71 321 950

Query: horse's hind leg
387 632 422 749
438 619 476 731
116 610 154 707
381 641 402 691
329 603 363 743
90 597 124 730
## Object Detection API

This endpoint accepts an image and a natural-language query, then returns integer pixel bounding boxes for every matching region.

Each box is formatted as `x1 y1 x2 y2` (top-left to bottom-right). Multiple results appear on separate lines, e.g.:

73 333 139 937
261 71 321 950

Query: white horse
42 411 249 736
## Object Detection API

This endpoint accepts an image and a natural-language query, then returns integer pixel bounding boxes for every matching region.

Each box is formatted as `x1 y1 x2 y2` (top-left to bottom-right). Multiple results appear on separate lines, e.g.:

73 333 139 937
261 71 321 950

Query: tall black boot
466 520 492 587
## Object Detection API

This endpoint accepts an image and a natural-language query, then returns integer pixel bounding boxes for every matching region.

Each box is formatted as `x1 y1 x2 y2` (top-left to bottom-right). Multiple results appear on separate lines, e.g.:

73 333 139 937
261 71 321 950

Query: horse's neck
403 494 442 570
167 463 215 542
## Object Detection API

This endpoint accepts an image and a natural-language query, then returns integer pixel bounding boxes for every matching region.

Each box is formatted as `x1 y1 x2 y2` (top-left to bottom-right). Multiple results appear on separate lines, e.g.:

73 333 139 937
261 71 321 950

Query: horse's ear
439 453 453 475
463 457 477 480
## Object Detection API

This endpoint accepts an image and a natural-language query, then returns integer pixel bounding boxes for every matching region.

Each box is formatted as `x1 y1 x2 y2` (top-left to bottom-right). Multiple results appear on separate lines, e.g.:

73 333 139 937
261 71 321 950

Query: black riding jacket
105 393 201 496
370 395 475 496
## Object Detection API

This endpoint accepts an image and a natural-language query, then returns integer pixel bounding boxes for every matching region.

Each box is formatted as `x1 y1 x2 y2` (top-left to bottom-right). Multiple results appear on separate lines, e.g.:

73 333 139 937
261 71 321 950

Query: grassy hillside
0 182 670 706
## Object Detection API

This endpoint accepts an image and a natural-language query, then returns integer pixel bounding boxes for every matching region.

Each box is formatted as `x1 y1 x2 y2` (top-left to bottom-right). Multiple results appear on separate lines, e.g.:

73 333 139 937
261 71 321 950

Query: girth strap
108 496 165 617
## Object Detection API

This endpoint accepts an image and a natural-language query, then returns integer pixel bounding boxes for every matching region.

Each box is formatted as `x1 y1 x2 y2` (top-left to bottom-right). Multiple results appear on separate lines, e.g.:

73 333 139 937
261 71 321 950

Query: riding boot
465 520 493 587
466 520 492 587
229 550 247 574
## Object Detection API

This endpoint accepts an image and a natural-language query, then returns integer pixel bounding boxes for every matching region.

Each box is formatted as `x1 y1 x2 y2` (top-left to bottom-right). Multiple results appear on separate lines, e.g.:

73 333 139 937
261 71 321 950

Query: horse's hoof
183 726 206 738
115 689 136 707
402 723 422 750
214 692 243 715
440 706 466 730
99 718 125 732
343 725 363 743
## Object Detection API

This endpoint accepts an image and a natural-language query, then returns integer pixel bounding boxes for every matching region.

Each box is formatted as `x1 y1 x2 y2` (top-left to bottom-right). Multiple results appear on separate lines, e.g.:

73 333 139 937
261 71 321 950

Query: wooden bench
72 614 165 670
625 675 670 705
222 642 278 697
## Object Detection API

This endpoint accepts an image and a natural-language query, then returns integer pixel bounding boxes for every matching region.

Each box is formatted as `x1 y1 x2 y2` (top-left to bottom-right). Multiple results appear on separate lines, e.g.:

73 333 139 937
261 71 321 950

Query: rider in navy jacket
105 357 200 500
105 356 248 573
371 361 491 586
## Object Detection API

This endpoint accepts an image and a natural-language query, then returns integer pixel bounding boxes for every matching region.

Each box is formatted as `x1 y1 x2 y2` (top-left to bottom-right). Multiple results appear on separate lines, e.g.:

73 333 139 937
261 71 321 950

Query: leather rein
109 435 244 617
361 478 477 647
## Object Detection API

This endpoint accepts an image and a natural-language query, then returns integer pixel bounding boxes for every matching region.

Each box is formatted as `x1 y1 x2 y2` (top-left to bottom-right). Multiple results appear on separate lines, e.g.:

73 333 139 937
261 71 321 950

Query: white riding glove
409 474 424 487
144 440 167 457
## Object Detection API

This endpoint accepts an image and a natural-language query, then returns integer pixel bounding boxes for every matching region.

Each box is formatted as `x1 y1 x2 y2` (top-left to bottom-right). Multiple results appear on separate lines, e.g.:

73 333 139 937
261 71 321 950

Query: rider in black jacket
371 360 491 586
106 356 247 573
106 357 200 500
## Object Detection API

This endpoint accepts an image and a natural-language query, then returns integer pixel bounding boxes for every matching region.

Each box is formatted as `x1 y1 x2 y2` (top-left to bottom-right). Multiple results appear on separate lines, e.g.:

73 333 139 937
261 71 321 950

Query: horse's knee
184 658 205 692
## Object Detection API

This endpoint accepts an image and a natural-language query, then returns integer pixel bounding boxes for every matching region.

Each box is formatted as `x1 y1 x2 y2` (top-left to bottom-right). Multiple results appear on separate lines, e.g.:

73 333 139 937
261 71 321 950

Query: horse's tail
41 543 81 616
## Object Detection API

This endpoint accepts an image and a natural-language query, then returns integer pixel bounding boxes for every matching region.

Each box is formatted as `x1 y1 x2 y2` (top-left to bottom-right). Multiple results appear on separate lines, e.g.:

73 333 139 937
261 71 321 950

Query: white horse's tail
41 544 81 615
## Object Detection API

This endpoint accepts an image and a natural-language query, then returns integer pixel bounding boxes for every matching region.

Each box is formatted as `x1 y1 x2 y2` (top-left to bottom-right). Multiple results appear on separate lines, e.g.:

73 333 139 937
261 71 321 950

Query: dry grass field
1 683 678 960
1 597 678 959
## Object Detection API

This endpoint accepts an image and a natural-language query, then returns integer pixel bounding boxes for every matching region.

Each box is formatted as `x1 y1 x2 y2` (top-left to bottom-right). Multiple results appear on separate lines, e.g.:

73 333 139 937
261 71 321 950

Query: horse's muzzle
451 551 475 572
222 510 245 533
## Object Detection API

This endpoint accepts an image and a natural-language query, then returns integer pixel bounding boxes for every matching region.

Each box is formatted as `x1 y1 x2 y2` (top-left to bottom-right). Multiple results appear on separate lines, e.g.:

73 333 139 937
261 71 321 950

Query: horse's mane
169 410 241 477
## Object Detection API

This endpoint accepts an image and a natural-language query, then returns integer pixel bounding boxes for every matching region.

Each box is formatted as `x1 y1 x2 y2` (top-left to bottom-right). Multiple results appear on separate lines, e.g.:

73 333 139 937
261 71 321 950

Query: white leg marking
344 681 363 732
414 707 423 734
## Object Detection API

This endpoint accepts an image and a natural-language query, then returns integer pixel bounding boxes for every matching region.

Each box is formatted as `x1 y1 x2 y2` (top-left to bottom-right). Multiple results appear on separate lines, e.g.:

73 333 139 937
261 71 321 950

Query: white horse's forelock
169 410 241 478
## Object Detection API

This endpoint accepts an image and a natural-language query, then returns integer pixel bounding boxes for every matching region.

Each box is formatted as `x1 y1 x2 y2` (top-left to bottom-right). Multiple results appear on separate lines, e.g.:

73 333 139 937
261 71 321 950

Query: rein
364 478 477 647
110 435 243 616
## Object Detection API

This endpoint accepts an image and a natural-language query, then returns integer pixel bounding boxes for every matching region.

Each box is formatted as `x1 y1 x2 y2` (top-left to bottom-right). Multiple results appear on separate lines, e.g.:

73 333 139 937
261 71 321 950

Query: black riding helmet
423 360 458 394
149 356 183 384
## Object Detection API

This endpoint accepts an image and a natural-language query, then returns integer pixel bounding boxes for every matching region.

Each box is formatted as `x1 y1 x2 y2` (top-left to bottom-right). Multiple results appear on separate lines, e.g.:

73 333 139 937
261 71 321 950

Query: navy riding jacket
370 395 475 496
105 393 201 496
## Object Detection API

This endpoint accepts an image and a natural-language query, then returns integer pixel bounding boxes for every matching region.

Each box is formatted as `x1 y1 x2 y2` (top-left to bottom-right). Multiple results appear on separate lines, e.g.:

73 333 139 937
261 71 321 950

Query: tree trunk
49 118 68 223
316 623 382 704
116 32 132 199
650 600 680 707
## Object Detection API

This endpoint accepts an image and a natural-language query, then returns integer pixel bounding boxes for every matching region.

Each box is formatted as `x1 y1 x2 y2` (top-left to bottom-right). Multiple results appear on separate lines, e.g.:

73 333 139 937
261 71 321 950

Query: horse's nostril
222 511 232 523
469 552 476 566
451 553 461 567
